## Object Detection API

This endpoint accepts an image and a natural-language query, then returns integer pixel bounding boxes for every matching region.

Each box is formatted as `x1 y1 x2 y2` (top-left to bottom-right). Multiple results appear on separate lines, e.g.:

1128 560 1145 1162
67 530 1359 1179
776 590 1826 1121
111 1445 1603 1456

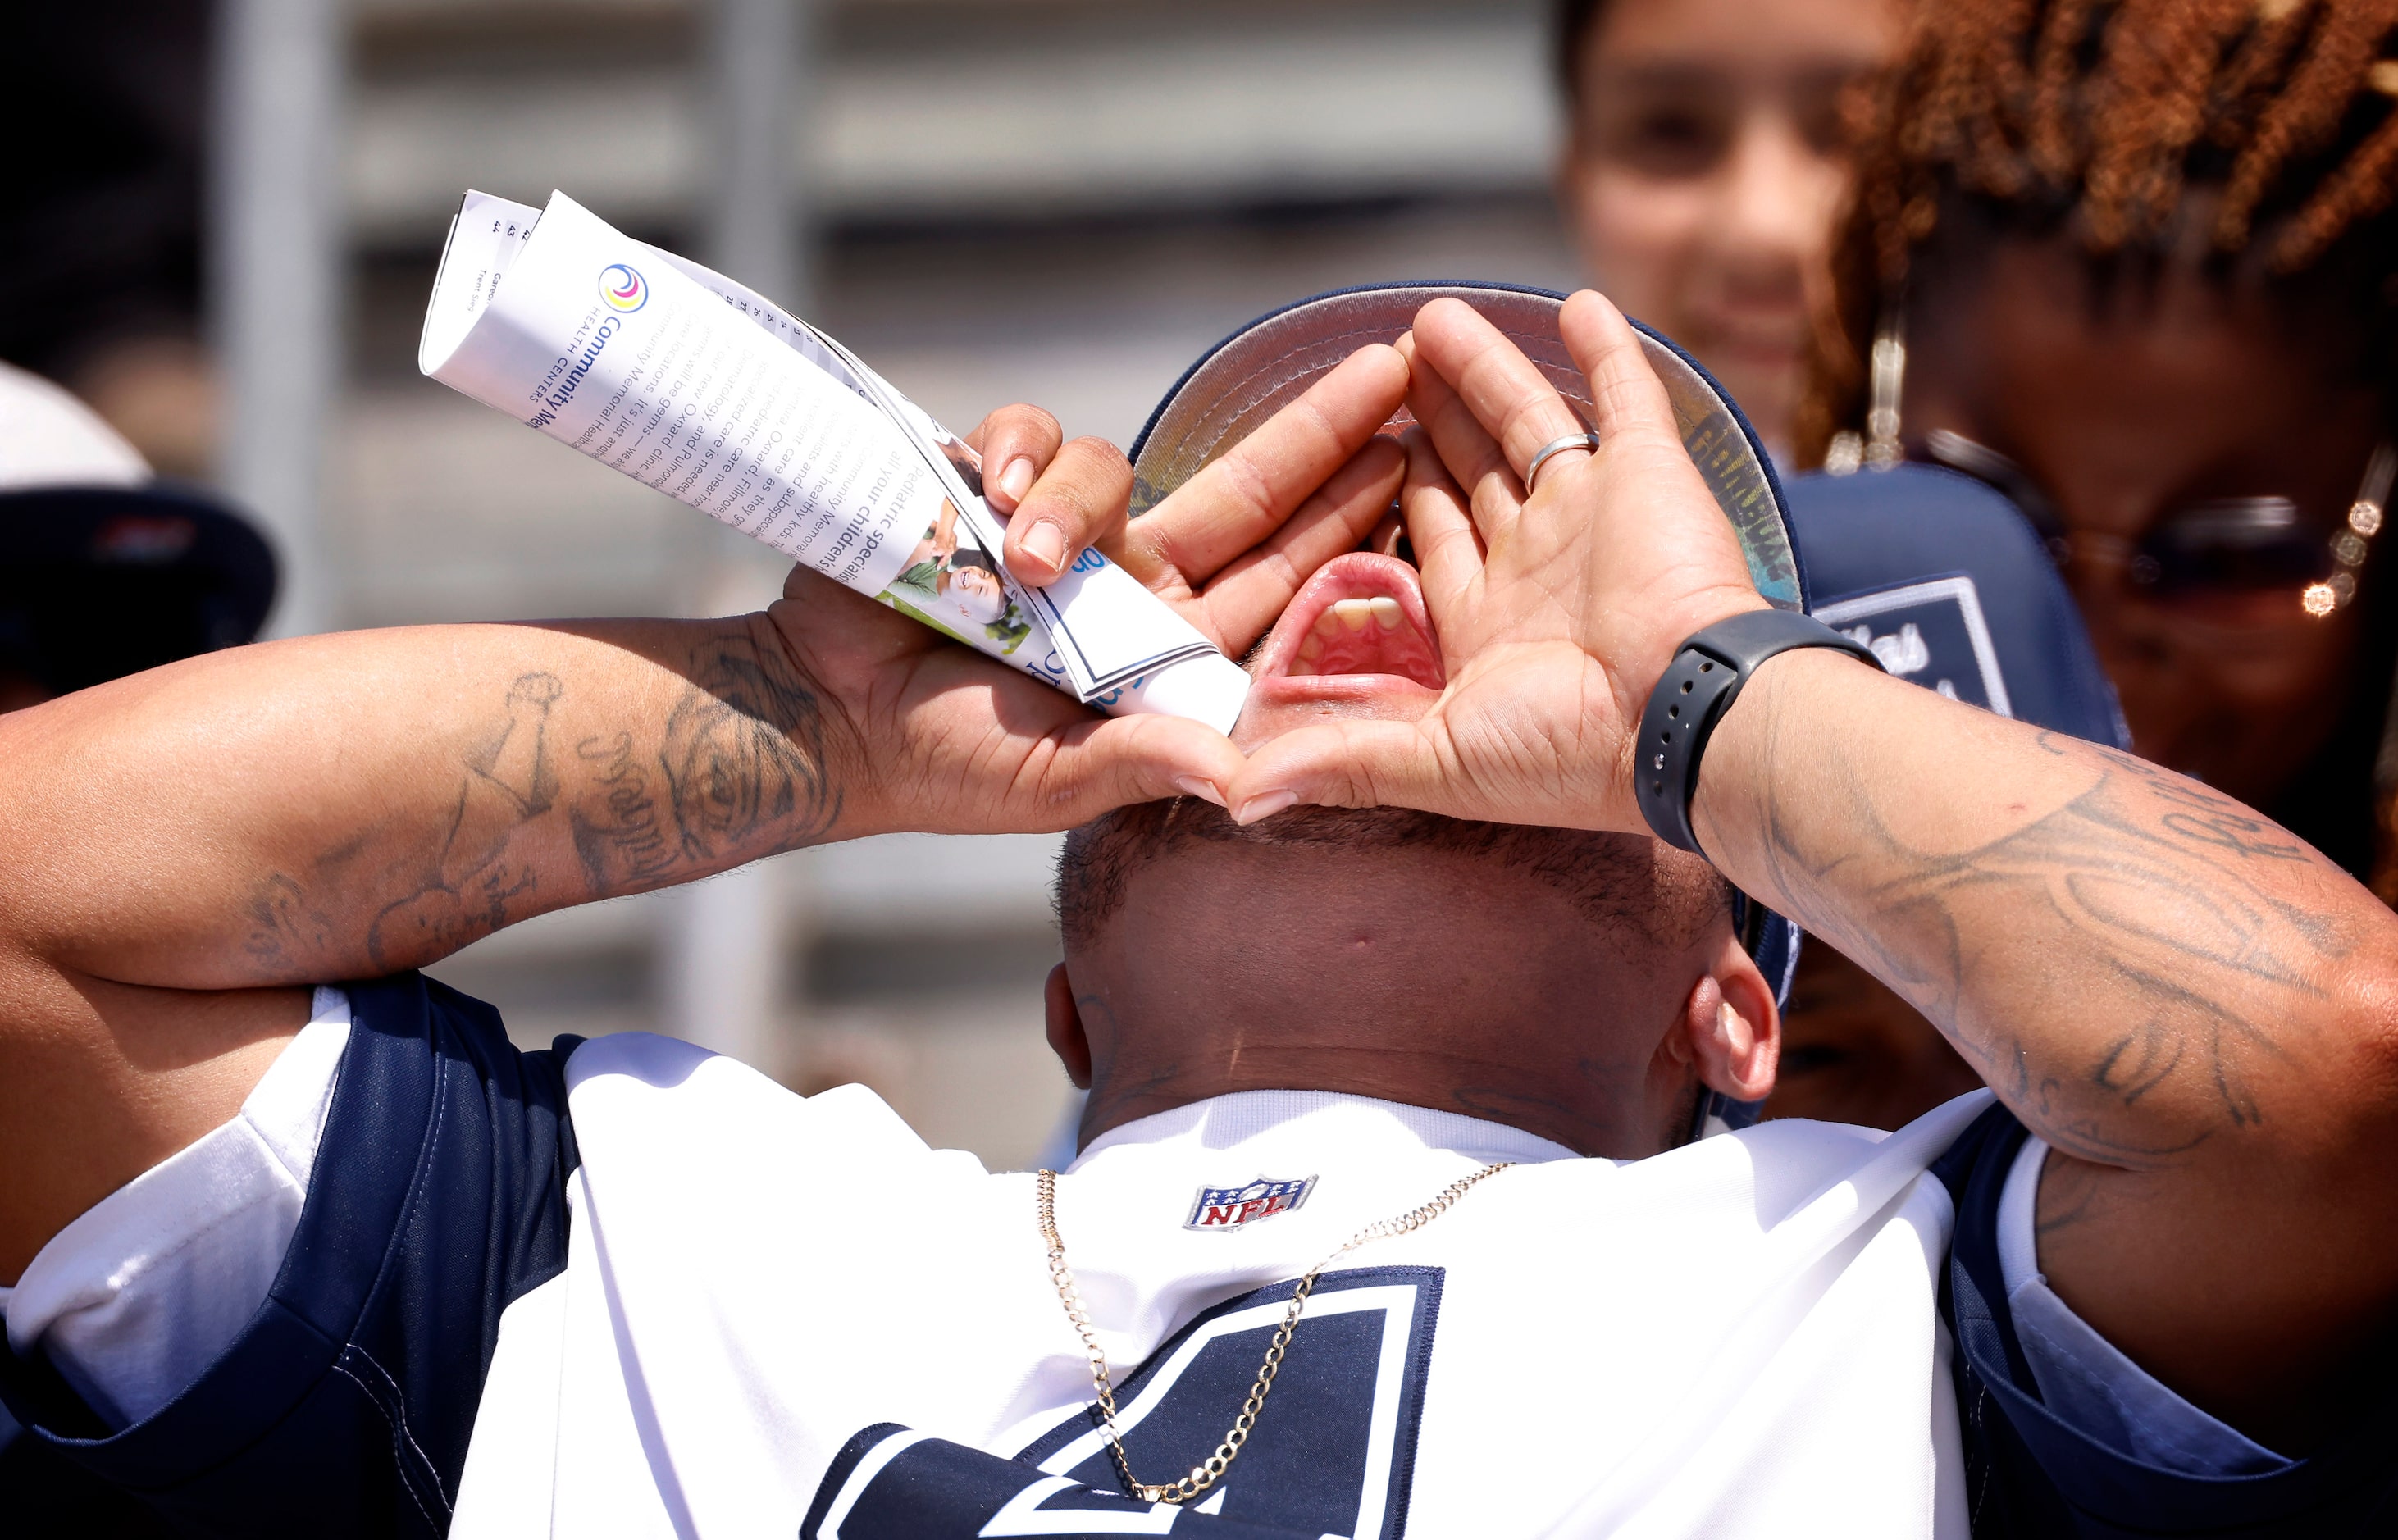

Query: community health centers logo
599 263 648 312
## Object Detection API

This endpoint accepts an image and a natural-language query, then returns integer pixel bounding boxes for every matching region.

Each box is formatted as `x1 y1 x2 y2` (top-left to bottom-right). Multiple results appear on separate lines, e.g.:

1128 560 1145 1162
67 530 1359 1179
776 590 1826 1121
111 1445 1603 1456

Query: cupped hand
765 562 1239 838
1109 344 1409 656
1225 291 1767 834
763 352 1410 838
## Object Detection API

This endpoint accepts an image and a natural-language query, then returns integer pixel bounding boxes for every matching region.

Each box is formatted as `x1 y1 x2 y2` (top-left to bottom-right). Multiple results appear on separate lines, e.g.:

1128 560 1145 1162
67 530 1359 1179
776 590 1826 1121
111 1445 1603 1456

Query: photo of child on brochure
882 497 1033 654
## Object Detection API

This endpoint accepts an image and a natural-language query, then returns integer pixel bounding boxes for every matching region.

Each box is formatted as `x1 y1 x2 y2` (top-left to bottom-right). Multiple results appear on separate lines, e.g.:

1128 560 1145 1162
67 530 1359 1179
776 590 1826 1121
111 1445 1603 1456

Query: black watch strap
1635 608 1884 858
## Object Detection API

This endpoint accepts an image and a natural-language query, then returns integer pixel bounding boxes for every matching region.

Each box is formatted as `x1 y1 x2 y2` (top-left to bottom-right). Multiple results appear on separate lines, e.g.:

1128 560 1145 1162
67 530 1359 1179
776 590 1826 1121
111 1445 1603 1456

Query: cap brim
1129 280 1808 611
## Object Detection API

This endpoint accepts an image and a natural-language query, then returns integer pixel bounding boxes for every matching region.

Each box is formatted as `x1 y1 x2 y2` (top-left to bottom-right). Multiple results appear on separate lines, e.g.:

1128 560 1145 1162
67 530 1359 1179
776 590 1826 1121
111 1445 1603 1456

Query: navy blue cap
0 483 279 699
1786 462 2130 749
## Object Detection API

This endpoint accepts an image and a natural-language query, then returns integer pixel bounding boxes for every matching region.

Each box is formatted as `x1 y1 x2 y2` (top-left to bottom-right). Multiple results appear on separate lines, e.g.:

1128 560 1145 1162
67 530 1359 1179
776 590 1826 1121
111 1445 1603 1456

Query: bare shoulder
0 961 309 1282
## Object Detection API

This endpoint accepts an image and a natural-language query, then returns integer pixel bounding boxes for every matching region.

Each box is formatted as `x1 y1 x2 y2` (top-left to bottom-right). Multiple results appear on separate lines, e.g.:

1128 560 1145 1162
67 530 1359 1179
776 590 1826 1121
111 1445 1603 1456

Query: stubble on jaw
1056 799 1728 956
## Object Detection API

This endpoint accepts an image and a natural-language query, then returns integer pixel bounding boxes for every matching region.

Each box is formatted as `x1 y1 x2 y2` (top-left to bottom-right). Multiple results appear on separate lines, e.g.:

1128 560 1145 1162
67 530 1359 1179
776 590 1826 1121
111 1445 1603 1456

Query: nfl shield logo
1185 1174 1317 1232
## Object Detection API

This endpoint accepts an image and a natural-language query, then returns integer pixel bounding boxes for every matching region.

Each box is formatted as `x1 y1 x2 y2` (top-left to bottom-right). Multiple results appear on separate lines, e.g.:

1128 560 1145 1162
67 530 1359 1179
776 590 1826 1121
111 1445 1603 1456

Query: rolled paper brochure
417 189 1251 736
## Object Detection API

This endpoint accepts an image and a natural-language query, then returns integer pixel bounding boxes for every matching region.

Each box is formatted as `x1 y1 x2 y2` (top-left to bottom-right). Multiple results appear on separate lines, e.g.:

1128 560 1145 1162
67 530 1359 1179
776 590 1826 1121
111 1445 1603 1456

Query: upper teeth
1368 597 1402 630
1331 599 1374 631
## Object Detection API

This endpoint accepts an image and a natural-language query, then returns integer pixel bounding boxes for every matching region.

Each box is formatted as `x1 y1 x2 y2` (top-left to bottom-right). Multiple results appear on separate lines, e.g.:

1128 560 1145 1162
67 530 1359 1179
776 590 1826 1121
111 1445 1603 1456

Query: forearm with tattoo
238 623 846 983
1691 653 2398 1441
1698 653 2393 1172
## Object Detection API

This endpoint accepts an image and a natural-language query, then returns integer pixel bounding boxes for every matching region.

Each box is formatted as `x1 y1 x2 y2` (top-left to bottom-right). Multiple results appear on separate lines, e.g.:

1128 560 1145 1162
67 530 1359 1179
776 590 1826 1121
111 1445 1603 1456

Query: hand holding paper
755 355 1409 834
419 189 1261 734
416 187 1414 829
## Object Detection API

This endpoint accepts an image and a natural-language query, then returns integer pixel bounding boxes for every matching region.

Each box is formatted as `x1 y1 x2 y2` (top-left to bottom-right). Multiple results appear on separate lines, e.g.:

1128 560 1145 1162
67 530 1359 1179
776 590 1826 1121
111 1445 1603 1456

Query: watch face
1129 281 1806 613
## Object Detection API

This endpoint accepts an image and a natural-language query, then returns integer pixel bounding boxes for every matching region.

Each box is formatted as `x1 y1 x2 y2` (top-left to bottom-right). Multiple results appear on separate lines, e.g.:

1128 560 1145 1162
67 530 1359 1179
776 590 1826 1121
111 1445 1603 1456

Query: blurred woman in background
1552 0 1903 458
1554 0 1972 1127
1785 0 2398 1126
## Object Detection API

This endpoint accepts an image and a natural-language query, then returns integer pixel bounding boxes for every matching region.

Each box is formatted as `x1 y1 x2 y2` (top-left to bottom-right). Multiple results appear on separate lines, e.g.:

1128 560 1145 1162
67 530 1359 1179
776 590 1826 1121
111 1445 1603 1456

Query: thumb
1036 711 1247 823
1224 718 1460 825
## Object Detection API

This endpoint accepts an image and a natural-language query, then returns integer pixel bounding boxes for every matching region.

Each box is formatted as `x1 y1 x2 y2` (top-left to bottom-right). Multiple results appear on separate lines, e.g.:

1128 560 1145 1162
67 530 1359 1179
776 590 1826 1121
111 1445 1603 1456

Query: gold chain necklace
1035 1161 1511 1506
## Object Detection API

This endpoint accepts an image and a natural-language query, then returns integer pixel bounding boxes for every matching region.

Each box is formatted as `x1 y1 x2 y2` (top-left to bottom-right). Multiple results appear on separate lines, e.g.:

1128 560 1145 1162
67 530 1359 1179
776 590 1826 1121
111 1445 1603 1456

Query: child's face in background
1558 0 1900 456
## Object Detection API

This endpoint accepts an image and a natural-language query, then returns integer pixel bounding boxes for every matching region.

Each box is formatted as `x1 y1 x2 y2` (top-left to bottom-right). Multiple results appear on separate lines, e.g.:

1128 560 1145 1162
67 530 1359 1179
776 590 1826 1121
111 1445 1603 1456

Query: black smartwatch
1634 608 1885 859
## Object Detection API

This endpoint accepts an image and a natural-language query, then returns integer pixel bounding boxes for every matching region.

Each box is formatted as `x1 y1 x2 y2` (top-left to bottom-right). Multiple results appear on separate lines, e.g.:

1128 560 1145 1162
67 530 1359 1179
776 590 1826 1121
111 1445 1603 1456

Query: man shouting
1 294 2390 1538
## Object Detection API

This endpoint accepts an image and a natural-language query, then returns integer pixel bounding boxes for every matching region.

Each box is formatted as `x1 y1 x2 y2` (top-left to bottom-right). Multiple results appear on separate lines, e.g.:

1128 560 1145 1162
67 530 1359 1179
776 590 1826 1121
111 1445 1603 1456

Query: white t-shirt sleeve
0 986 353 1431
1995 1132 2291 1476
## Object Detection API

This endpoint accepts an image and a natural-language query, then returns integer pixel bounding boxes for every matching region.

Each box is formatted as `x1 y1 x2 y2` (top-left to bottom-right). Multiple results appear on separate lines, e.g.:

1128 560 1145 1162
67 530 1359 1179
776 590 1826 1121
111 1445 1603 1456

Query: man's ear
1044 963 1093 1090
1679 935 1780 1104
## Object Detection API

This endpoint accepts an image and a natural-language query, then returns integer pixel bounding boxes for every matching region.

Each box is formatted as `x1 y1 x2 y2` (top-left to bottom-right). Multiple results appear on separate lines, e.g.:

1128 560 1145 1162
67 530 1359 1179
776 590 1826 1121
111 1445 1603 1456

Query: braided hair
1798 0 2398 462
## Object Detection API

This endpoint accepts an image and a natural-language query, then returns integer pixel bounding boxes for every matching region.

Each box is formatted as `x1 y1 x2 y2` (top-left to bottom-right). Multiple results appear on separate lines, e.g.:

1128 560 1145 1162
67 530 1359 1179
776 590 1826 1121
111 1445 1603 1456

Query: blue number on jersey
800 1266 1443 1539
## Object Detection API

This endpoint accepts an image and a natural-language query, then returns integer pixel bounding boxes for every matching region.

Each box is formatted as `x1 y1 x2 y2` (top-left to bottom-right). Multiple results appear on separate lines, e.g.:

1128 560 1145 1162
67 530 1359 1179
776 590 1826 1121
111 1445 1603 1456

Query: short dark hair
1056 800 1730 956
1552 0 1612 103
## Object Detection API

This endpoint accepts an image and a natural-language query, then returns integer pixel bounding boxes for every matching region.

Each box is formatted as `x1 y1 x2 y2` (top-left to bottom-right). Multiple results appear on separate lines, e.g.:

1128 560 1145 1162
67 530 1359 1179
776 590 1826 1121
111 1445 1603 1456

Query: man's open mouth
1249 552 1444 697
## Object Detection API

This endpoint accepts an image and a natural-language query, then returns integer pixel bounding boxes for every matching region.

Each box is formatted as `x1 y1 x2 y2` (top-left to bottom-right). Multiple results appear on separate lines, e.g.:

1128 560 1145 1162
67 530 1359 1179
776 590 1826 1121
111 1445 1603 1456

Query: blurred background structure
7 0 1575 1169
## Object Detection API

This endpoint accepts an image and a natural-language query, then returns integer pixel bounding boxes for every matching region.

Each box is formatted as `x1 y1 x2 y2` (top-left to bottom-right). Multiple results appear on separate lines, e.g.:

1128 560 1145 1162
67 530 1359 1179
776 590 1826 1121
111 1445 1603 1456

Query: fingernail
999 457 1036 502
1233 789 1297 825
1173 775 1226 807
1021 519 1068 573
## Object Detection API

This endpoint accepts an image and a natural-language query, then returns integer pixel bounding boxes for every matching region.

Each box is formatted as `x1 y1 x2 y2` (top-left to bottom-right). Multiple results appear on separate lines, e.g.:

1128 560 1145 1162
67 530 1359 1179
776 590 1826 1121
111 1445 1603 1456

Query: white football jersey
7 980 2321 1537
450 1032 1984 1538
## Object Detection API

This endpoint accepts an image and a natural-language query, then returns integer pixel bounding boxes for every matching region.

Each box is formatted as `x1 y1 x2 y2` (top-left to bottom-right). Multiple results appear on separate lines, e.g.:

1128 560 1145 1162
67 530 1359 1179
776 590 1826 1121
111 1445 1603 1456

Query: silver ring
1523 430 1602 494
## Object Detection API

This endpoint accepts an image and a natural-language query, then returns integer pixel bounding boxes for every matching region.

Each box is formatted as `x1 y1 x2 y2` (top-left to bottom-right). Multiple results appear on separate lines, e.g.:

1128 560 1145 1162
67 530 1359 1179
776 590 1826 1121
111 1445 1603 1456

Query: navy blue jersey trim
1933 1102 2398 1536
1010 1264 1442 1539
0 973 577 1538
803 1424 1321 1539
1386 1264 1444 1539
798 1421 910 1537
0 1396 176 1538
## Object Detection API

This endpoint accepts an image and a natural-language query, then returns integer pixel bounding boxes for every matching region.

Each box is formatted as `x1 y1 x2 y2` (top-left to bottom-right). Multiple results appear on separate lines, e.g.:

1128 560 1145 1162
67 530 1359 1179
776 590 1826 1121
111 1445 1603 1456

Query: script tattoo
1731 699 2366 1169
568 630 842 893
569 731 677 890
1075 991 1185 1137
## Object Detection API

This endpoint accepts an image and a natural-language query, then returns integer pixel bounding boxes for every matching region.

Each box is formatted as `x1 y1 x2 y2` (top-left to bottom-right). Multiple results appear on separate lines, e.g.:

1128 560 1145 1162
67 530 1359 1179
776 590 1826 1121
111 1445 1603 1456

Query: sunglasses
1915 430 2396 618
1833 317 2394 619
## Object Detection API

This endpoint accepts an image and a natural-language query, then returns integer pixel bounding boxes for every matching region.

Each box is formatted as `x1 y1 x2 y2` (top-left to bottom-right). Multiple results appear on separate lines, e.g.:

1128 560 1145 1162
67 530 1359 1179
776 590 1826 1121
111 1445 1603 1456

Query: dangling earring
1866 312 1906 470
2306 443 2396 617
1825 310 1905 476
